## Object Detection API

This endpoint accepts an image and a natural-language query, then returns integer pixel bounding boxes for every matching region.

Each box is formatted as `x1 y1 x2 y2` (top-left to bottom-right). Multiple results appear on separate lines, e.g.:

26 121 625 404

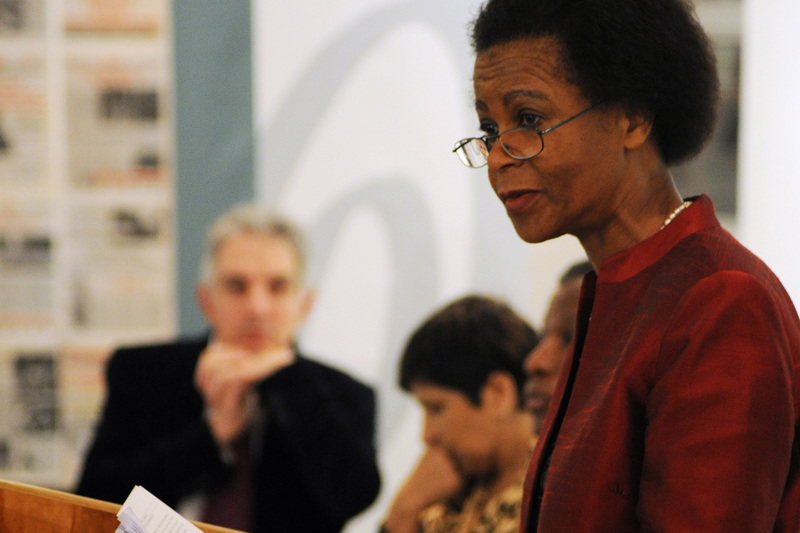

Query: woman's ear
480 371 520 415
621 105 654 151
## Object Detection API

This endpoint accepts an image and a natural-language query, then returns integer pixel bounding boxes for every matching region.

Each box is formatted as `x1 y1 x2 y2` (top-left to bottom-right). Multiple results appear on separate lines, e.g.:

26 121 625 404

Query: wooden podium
0 479 243 533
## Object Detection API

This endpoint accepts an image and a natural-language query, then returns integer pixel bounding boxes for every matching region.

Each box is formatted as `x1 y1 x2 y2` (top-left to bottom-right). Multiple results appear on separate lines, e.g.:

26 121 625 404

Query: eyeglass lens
454 128 543 168
499 128 543 159
455 139 489 167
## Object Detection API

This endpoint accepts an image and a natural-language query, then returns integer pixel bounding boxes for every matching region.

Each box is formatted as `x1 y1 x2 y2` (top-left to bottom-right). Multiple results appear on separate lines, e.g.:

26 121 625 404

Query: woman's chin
512 222 561 244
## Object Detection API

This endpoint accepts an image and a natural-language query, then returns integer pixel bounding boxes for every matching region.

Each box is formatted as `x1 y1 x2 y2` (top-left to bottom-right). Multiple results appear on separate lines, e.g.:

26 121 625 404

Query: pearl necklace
660 200 692 230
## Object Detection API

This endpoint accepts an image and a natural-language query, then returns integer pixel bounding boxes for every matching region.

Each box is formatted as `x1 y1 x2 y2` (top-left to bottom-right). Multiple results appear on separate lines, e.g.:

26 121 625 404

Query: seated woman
523 260 593 431
382 295 538 533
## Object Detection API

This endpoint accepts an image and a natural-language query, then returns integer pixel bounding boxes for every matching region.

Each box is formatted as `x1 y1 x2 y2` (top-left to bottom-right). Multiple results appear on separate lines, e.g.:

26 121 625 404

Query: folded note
116 485 203 533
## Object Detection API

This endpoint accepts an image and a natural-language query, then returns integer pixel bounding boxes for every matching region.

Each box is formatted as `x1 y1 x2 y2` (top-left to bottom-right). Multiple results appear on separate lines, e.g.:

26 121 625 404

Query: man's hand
194 342 295 445
382 447 463 533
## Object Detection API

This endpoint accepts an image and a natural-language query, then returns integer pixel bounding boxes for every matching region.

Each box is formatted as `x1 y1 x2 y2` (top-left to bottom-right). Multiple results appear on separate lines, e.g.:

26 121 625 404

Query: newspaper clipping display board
0 0 175 489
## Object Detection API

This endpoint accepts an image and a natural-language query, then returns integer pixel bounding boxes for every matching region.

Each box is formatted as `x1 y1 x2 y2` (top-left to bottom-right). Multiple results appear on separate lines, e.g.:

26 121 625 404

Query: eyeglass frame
452 102 604 168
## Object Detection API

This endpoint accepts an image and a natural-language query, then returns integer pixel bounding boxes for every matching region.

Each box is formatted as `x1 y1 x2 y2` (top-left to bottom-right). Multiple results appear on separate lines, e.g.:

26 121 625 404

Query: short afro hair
471 0 720 166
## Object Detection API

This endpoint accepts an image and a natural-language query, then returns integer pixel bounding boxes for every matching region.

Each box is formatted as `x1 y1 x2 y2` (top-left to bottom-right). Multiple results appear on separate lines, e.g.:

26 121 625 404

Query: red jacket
522 195 800 532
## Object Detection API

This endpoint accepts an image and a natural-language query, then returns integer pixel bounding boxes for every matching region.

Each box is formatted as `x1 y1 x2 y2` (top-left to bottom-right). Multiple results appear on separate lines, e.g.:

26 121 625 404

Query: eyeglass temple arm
540 102 603 135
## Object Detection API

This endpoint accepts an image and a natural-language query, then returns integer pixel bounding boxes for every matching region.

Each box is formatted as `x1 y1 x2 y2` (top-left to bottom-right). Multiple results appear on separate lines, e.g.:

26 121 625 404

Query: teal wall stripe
173 0 254 334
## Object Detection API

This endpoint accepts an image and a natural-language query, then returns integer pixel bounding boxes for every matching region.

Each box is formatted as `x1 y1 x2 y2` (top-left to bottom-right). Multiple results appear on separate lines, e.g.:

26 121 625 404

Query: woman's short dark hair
399 295 538 407
471 0 720 166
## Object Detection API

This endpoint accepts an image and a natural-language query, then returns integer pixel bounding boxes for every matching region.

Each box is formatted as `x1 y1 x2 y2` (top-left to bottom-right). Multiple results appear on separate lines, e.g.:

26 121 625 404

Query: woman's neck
578 168 682 268
486 413 535 496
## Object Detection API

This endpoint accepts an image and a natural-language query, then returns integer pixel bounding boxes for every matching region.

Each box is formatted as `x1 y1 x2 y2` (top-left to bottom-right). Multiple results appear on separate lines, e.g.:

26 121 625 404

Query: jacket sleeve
639 271 797 532
74 349 230 506
257 357 381 523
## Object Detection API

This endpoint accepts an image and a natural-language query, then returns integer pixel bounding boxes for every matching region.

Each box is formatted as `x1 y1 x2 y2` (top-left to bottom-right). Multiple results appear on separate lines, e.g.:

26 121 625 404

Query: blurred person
75 203 380 533
524 260 592 431
454 0 800 530
382 295 538 533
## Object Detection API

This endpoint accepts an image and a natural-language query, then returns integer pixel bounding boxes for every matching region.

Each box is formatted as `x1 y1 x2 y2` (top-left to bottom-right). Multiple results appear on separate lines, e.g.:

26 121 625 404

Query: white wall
738 0 800 304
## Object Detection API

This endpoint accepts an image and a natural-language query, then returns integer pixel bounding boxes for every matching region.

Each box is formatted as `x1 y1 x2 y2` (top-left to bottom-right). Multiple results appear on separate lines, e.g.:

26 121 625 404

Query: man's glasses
452 102 602 168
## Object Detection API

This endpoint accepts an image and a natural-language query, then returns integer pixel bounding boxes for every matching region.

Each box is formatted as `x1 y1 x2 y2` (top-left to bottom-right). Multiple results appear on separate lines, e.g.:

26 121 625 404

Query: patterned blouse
417 472 525 533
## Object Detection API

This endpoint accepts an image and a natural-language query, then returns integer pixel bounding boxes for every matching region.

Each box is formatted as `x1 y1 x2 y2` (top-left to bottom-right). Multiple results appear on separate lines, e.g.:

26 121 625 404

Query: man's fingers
238 347 295 382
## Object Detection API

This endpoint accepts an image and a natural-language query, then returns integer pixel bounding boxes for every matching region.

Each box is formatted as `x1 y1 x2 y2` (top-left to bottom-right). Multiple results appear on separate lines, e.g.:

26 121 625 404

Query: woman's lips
524 388 552 413
500 190 539 213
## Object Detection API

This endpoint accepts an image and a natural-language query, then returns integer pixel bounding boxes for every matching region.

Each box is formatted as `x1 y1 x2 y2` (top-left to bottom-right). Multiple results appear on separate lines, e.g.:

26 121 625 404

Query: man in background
382 295 538 533
75 203 380 533
524 260 593 432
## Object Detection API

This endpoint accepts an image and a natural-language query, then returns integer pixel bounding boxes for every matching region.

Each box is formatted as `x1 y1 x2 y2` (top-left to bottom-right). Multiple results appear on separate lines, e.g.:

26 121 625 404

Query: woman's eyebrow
503 89 547 106
474 89 548 112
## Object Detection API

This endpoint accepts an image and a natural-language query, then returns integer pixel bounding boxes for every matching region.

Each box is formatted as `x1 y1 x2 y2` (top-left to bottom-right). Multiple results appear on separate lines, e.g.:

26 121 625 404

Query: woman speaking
453 0 800 531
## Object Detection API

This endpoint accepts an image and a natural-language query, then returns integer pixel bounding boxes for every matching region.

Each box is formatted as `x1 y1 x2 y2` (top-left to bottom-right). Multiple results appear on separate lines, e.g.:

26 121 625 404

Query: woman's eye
519 112 541 128
424 403 443 415
479 121 499 137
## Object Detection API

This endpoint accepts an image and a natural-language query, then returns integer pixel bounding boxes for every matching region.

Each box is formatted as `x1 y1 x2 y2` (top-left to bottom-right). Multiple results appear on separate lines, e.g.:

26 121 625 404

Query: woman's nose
525 338 557 377
422 417 439 446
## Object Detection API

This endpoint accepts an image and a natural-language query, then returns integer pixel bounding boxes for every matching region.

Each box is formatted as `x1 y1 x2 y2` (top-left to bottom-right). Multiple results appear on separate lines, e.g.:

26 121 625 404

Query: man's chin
237 338 274 353
241 330 285 346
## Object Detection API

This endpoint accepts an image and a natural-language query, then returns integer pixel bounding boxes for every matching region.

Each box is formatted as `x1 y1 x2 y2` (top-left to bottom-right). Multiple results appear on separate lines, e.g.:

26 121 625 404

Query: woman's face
473 37 634 244
412 383 499 480
523 276 582 422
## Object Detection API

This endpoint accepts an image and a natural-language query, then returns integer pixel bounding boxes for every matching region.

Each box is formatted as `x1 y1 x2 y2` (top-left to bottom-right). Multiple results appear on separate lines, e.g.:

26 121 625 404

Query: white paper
116 508 147 533
117 485 203 533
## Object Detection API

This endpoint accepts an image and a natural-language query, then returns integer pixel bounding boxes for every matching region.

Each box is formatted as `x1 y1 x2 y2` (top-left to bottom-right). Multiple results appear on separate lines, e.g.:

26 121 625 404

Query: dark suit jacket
75 336 381 532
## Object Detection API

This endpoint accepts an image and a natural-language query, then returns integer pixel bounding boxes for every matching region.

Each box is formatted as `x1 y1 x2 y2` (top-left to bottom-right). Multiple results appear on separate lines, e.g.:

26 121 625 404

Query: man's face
412 382 498 480
524 276 582 422
197 232 312 353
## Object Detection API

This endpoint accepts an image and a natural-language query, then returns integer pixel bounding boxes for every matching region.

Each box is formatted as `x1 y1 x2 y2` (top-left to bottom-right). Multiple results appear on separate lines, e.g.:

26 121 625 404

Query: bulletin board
0 0 175 490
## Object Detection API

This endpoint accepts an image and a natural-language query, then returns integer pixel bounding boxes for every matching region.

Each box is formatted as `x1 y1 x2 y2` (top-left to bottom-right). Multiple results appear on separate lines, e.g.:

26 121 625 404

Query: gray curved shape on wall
307 178 437 443
255 0 529 444
256 0 472 202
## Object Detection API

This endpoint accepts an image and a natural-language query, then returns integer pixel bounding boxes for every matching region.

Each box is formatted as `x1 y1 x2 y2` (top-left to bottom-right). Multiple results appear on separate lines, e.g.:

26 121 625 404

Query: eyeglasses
452 102 603 168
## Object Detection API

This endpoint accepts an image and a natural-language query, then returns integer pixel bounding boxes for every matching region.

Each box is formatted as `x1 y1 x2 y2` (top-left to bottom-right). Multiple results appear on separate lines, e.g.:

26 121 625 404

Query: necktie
201 432 252 531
